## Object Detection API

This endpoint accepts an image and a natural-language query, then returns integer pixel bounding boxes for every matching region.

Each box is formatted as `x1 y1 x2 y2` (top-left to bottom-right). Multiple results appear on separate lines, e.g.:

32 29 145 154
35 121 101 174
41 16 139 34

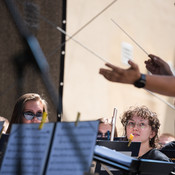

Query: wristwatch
134 74 146 88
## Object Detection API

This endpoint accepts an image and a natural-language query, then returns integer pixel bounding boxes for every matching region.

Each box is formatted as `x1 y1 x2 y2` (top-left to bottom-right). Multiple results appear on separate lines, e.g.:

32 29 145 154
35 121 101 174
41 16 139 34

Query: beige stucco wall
63 0 175 136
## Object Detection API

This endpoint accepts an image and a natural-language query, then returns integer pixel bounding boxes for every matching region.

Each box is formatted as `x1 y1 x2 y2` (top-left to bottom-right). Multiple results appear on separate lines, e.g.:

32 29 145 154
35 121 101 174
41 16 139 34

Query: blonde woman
7 93 48 133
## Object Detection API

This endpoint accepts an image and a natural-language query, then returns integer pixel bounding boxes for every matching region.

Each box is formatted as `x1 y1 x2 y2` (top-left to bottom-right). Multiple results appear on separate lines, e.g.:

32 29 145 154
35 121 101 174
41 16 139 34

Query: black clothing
0 134 9 166
160 141 175 163
161 141 175 151
138 148 171 162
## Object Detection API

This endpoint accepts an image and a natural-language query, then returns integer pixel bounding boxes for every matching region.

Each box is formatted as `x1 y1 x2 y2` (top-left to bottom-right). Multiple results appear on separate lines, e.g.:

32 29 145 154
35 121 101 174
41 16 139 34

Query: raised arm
99 60 140 84
144 75 175 96
99 60 175 97
145 54 173 76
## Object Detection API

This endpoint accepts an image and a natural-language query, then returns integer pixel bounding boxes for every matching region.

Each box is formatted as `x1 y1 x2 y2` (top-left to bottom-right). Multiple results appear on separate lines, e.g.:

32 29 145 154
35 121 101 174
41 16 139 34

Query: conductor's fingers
128 60 139 70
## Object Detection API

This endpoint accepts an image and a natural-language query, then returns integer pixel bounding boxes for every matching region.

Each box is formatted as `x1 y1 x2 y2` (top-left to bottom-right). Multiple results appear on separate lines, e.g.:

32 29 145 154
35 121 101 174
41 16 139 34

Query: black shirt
161 141 175 151
138 148 171 162
160 141 175 162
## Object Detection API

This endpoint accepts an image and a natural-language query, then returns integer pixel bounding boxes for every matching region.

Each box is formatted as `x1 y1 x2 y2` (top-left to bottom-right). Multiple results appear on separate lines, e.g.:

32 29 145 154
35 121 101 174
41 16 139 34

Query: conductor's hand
99 60 141 85
145 54 173 76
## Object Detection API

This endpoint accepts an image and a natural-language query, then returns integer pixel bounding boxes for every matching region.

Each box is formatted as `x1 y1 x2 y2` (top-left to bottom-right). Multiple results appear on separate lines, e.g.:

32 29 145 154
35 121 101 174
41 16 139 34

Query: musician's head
97 117 112 139
97 117 118 139
158 133 175 148
121 105 160 148
7 93 48 133
0 116 9 134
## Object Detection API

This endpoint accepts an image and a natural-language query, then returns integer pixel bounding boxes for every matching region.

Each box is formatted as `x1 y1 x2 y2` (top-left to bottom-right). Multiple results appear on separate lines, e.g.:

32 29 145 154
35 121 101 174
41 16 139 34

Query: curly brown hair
120 105 160 148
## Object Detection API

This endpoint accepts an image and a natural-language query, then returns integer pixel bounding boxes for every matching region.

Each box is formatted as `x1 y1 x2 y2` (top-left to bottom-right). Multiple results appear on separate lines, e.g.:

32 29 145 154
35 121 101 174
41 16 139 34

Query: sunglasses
23 111 43 121
97 130 111 139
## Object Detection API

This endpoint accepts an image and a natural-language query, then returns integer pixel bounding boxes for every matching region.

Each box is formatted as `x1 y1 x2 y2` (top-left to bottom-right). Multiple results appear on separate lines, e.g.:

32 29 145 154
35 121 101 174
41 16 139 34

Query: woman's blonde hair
7 93 48 133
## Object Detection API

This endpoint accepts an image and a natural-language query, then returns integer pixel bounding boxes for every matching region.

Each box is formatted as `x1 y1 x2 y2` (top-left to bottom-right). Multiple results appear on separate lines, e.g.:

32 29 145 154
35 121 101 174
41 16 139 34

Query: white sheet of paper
121 42 133 65
46 121 99 175
0 123 54 175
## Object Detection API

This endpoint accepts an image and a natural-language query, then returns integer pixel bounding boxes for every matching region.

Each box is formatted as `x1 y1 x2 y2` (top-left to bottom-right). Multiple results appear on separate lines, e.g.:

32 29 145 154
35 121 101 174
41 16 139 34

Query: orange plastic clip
39 110 47 130
128 133 134 147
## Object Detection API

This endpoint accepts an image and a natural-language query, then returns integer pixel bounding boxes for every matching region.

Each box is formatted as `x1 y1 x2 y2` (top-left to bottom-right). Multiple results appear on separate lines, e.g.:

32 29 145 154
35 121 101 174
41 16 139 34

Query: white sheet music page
0 123 54 175
45 121 99 175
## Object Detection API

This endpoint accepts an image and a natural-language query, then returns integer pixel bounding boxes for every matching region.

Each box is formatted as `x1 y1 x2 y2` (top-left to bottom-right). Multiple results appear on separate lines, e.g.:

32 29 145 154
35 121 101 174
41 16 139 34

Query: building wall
63 0 175 136
0 1 64 122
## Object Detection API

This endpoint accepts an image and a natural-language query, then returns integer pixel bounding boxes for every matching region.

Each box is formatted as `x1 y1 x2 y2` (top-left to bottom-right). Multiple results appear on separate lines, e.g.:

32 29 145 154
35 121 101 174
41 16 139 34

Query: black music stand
94 141 141 175
93 145 175 175
131 158 175 175
96 140 141 157
96 136 126 141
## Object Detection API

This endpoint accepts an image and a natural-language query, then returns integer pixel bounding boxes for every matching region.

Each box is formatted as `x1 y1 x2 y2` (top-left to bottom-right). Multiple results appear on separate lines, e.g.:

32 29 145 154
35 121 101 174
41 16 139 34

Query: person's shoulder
161 141 175 151
149 148 171 162
139 148 171 162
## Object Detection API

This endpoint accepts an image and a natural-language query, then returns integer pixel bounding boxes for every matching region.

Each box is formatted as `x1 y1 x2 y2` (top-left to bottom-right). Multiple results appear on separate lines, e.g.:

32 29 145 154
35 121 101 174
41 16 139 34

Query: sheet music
99 151 132 172
0 123 54 175
46 121 99 175
94 145 136 167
